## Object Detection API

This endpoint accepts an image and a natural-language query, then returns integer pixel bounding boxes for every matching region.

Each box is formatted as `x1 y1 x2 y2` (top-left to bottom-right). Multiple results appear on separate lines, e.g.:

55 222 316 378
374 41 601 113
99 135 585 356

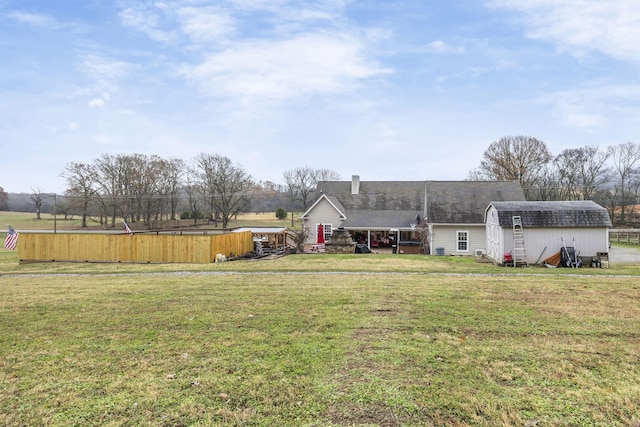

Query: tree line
469 136 640 226
44 153 339 229
4 137 640 228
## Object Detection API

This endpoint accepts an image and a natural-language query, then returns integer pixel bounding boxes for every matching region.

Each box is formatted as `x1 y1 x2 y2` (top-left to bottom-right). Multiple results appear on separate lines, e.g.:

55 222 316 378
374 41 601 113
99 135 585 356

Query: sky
1 0 639 194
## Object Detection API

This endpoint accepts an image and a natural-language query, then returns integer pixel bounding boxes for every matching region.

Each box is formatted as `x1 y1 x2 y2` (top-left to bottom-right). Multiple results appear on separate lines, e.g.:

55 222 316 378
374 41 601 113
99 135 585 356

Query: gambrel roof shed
487 200 612 228
484 200 612 266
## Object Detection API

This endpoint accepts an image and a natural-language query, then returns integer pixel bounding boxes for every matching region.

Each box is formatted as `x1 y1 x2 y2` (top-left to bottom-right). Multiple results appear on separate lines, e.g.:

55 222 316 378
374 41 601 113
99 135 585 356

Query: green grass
0 211 86 230
2 248 640 276
1 250 639 426
0 211 301 231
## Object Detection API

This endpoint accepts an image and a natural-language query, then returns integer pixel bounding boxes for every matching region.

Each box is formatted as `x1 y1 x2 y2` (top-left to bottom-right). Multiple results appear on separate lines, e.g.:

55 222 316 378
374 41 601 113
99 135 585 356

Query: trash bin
436 247 445 256
392 245 397 254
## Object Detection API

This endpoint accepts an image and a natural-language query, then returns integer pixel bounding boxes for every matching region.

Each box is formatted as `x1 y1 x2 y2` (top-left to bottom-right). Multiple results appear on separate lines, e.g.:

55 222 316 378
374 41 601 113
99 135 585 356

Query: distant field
0 211 299 231
0 251 639 426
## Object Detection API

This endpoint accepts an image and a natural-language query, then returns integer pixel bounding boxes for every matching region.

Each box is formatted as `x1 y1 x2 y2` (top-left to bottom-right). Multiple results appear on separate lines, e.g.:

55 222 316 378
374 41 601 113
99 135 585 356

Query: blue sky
1 0 639 194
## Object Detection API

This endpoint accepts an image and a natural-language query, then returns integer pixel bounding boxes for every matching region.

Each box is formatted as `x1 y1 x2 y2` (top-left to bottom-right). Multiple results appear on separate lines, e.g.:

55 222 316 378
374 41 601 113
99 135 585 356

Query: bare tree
0 187 7 211
414 218 431 254
194 153 222 225
184 166 203 225
283 166 340 216
470 136 553 199
554 146 611 201
159 157 185 221
61 162 98 227
31 187 45 219
283 169 300 227
193 154 253 229
122 154 165 225
291 221 310 254
593 188 618 221
94 153 127 227
530 163 565 201
315 168 341 182
608 142 640 224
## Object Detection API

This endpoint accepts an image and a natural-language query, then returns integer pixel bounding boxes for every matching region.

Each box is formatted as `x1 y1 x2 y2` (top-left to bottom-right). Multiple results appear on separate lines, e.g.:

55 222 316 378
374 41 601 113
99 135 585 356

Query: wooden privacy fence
18 231 254 264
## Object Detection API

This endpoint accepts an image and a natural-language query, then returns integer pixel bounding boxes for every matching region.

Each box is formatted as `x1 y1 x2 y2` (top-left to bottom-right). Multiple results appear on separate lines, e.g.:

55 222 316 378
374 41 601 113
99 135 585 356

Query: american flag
4 226 19 250
123 220 133 235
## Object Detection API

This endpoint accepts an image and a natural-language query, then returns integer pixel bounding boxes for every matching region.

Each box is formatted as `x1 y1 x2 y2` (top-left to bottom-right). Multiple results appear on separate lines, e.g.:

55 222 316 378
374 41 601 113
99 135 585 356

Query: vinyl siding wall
302 198 344 244
485 203 611 265
499 227 609 264
431 224 486 256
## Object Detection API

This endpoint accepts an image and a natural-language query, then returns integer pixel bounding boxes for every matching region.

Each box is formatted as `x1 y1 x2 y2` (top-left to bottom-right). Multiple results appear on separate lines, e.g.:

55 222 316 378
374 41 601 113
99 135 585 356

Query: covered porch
347 227 425 254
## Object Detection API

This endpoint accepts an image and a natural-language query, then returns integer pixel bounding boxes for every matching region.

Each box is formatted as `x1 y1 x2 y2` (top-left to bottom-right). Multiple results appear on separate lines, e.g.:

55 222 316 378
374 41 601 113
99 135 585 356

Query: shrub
180 210 204 220
275 207 287 220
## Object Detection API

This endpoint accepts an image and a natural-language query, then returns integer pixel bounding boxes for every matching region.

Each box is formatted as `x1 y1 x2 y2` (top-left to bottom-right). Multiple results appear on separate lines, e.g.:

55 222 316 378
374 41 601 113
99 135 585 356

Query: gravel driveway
608 245 640 264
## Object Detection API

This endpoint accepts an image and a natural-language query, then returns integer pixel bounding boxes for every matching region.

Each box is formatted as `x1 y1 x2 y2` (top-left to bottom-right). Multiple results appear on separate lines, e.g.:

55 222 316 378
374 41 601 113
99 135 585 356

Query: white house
485 200 612 266
301 176 526 255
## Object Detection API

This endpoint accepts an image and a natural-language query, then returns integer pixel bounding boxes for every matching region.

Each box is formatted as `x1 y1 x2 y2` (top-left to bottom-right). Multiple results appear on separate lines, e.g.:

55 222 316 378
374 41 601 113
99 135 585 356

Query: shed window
457 231 469 252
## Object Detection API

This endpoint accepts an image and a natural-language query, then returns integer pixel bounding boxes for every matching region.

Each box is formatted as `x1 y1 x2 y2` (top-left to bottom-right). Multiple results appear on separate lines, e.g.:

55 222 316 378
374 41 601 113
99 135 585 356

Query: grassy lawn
0 211 298 231
1 250 639 426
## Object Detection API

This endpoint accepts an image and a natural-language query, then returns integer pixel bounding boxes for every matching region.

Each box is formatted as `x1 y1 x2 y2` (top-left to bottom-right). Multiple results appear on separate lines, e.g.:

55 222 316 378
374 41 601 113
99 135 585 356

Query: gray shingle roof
317 180 525 226
489 201 612 228
341 210 423 228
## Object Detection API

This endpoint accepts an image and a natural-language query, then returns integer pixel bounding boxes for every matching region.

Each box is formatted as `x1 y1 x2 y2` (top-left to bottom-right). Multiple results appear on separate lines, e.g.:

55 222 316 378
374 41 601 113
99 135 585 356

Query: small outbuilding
232 227 291 254
485 200 612 266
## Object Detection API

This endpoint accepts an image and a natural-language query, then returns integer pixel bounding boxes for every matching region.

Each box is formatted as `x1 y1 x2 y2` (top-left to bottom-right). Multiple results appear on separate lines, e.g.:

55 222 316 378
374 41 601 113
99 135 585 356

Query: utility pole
53 193 57 234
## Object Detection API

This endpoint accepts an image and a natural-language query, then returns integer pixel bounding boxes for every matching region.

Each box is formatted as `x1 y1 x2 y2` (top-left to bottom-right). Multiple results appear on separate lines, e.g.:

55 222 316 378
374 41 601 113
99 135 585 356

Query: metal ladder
512 216 527 267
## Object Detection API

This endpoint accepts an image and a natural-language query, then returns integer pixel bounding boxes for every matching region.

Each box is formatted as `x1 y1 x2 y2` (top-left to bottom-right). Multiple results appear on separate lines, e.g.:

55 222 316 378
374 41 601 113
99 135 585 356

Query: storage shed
485 201 612 266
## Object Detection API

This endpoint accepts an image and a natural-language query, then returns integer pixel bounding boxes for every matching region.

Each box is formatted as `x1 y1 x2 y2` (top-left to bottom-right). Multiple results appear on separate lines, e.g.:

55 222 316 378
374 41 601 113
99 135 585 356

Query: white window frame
456 230 469 252
317 223 332 243
323 224 332 242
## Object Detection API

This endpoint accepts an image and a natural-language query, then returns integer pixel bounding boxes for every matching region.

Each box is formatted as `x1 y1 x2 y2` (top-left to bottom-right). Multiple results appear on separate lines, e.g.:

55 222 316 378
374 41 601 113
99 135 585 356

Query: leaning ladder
512 216 527 267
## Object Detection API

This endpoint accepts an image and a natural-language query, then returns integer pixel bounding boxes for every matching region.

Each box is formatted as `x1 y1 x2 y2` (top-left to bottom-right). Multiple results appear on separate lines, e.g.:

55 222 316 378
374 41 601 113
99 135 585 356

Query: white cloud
7 10 86 32
85 90 111 109
180 33 390 101
424 40 464 54
119 4 177 42
113 1 388 103
78 54 133 90
177 6 235 43
88 98 105 107
538 84 640 129
489 1 640 63
94 134 110 145
8 11 59 28
68 122 79 131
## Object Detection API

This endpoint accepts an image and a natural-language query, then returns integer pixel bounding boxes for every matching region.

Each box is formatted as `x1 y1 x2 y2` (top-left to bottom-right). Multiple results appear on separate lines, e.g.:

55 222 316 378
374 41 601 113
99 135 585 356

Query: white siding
302 199 344 244
431 224 485 255
485 203 611 265
511 227 609 264
485 206 609 265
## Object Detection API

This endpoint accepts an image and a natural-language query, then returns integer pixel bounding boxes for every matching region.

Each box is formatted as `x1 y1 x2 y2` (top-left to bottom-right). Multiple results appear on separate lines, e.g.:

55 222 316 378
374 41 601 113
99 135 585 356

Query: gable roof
488 200 612 228
316 180 525 225
300 194 346 220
